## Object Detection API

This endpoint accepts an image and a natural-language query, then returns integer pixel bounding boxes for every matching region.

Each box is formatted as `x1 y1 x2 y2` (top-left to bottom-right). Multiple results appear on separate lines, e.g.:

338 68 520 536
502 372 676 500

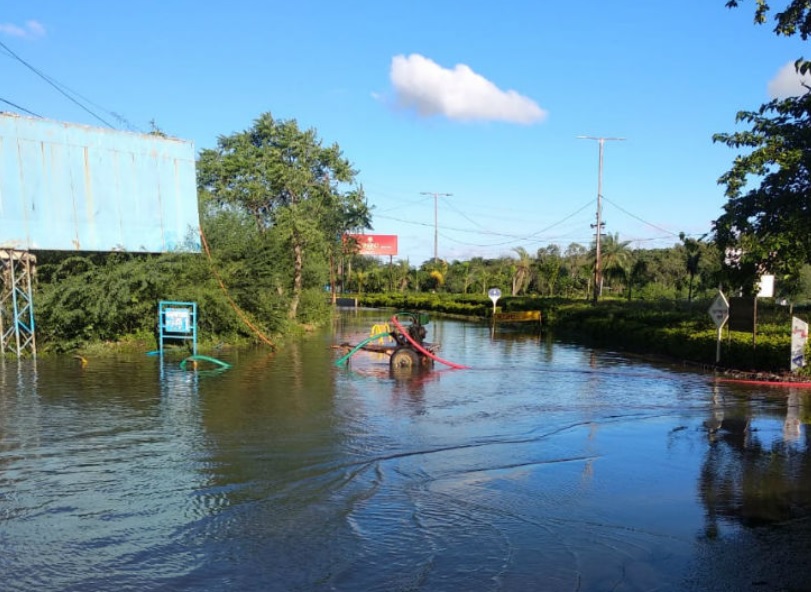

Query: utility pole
577 136 625 302
420 191 452 262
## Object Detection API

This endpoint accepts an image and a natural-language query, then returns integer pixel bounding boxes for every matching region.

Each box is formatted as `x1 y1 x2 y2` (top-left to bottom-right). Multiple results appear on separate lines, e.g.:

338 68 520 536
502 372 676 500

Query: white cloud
389 53 547 124
0 20 46 39
767 61 811 99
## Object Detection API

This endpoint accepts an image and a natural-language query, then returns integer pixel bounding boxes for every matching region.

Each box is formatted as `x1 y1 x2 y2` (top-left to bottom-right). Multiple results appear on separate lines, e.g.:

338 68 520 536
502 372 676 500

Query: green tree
626 258 649 301
561 243 589 299
593 233 632 297
680 232 705 302
714 1 811 290
323 187 372 303
197 112 363 319
511 247 534 296
393 259 413 293
445 260 475 294
726 1 811 47
536 245 562 297
419 259 448 292
470 257 490 295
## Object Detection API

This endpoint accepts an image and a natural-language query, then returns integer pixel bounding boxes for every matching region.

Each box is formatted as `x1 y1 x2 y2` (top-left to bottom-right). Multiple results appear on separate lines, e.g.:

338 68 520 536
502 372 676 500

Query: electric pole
577 136 625 302
420 191 452 262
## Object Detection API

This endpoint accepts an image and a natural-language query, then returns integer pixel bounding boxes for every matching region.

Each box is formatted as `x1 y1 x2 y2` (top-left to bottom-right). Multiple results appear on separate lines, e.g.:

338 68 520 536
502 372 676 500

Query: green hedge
353 293 805 375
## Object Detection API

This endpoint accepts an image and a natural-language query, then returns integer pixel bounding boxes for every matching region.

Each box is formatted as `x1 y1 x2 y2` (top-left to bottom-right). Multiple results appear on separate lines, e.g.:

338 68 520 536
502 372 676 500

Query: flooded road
2 309 811 591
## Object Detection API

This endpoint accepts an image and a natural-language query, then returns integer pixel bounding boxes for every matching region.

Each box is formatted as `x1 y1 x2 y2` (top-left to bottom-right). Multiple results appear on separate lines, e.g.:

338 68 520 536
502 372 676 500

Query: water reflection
701 385 811 533
691 383 811 590
3 314 811 590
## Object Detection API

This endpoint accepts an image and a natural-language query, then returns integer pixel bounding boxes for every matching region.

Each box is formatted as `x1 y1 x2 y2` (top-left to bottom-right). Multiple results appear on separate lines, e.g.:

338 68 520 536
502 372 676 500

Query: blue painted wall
0 113 201 252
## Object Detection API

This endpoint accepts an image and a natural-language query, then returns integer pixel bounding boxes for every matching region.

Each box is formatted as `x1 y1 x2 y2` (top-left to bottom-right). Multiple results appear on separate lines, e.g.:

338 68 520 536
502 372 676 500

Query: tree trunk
329 250 337 305
289 235 303 319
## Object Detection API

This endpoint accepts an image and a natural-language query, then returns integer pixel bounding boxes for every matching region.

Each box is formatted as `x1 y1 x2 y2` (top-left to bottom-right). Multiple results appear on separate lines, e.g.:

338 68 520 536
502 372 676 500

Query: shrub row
353 293 806 375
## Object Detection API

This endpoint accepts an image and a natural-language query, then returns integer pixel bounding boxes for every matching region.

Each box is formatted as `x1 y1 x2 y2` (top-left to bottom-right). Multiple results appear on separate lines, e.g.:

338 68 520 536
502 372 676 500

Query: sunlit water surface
2 310 811 591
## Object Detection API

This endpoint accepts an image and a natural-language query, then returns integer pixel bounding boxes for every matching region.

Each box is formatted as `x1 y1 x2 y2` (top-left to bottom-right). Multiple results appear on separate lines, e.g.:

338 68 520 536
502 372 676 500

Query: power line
0 39 117 128
374 194 433 214
368 182 700 256
442 195 488 229
0 96 40 117
375 196 596 244
601 195 681 238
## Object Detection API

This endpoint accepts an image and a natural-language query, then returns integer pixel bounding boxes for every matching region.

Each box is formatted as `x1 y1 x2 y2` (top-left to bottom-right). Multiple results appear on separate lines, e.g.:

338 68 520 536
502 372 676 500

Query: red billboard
346 234 398 256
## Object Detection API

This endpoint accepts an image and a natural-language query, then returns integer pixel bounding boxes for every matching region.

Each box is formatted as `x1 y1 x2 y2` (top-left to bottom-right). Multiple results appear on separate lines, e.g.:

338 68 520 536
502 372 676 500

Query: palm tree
394 259 412 293
680 232 703 302
353 269 369 294
511 247 533 296
593 233 632 297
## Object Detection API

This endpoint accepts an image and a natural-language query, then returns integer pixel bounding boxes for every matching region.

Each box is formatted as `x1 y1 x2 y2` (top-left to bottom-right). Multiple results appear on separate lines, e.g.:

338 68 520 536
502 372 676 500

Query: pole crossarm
577 136 625 302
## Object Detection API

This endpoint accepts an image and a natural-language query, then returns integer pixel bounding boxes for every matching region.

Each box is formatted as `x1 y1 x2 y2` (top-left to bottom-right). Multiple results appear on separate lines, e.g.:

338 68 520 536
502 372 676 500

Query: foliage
713 93 811 285
27 93 811 367
36 251 233 352
594 233 632 295
726 1 811 48
197 112 369 319
355 291 804 374
511 246 533 296
714 1 811 291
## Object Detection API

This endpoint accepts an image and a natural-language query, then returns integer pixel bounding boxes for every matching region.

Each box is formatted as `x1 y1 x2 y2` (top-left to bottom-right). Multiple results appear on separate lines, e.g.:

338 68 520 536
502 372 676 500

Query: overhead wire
0 96 40 117
602 195 682 238
368 178 700 253
0 39 119 129
445 197 595 247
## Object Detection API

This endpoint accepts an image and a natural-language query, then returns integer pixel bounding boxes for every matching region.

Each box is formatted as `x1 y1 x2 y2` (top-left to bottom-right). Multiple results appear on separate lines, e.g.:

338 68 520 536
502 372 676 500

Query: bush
356 292 798 374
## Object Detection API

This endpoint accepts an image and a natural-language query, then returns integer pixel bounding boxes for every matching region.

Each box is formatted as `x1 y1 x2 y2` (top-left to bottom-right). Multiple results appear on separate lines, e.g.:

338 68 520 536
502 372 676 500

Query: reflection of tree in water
700 389 811 537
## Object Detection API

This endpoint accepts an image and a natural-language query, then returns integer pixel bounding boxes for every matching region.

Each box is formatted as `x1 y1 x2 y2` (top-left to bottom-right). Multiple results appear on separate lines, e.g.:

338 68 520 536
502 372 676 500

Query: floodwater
2 310 811 592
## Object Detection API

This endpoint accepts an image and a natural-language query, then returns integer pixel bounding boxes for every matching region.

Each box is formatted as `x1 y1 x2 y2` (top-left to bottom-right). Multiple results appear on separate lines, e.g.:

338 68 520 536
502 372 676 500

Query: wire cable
602 195 681 238
0 39 117 128
0 96 40 117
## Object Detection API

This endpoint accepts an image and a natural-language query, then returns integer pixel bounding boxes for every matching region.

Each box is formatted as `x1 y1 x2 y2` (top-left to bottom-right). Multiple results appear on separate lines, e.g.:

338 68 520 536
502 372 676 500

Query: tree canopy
197 112 370 318
713 1 811 290
726 0 811 47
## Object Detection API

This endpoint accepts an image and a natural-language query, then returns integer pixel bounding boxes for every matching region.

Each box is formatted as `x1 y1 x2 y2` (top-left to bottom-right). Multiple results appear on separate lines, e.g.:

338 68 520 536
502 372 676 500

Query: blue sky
2 1 809 266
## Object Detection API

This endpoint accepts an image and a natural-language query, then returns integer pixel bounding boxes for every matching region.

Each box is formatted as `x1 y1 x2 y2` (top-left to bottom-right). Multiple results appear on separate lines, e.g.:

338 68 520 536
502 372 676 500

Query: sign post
791 317 808 372
158 300 198 356
488 288 502 316
708 291 729 364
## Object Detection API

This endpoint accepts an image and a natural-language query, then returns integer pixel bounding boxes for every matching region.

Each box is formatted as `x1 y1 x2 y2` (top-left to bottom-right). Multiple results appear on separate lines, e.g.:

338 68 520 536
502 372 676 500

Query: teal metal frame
0 250 37 358
158 301 197 356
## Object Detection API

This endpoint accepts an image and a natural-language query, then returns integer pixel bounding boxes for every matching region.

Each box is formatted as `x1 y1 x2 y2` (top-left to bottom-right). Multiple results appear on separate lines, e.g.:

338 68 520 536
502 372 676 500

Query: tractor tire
390 347 420 371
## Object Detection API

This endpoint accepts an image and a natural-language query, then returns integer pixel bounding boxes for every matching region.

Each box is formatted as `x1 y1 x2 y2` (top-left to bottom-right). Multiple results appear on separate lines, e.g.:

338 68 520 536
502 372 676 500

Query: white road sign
708 292 729 329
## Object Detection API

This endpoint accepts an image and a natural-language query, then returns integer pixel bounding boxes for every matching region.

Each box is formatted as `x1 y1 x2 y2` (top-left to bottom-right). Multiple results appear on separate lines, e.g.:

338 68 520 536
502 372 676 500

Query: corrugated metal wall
0 113 201 252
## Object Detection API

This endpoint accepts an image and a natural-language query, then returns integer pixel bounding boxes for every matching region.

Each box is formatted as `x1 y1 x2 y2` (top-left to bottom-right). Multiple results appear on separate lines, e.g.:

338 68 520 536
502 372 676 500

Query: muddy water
1 309 810 591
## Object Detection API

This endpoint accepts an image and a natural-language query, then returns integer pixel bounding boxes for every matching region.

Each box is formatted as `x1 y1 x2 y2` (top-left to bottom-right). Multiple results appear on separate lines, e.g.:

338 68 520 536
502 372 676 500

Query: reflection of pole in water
783 390 802 443
580 422 598 485
706 384 724 442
